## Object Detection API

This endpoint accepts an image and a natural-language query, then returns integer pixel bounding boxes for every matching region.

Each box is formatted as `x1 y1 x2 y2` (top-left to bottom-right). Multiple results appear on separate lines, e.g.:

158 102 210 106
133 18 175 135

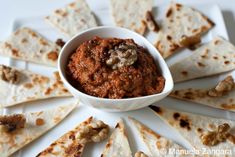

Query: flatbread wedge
0 64 71 107
154 2 214 58
45 0 97 37
110 0 153 35
170 75 235 112
37 117 109 157
129 117 192 157
101 119 132 157
0 27 61 67
170 37 235 83
150 106 235 157
0 102 77 157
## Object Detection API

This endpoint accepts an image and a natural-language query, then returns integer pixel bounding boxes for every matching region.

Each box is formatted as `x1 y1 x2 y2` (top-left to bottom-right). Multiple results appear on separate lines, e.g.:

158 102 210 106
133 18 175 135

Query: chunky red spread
67 36 165 99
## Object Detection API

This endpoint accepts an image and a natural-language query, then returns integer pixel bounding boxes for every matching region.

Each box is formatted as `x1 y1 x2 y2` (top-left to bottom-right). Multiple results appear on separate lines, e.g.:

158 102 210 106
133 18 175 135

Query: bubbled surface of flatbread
45 0 97 37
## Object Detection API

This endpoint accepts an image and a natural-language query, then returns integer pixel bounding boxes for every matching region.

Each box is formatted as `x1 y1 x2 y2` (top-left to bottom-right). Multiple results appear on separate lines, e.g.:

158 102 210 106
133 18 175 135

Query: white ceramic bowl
58 26 173 112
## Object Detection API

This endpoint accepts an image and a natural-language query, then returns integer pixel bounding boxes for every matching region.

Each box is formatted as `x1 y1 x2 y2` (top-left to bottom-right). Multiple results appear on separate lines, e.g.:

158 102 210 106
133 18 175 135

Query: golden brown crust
145 11 160 32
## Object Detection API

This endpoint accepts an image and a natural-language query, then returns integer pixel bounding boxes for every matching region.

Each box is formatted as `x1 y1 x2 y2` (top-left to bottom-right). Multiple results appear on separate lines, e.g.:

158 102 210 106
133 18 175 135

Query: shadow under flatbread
222 10 235 44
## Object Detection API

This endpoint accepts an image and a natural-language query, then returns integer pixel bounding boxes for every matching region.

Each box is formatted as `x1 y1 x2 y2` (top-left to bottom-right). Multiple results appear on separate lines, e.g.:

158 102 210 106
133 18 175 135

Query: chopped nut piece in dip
0 114 26 132
208 75 234 97
0 65 20 84
200 123 235 146
77 120 109 144
106 43 138 70
135 151 149 157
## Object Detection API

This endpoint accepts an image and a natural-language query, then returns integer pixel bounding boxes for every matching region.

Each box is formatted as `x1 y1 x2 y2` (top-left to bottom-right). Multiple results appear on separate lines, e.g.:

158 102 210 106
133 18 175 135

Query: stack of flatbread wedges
0 102 76 157
129 117 194 157
0 64 71 107
110 0 153 35
154 2 214 58
150 106 235 157
170 37 235 83
45 0 97 37
0 27 61 67
37 117 109 157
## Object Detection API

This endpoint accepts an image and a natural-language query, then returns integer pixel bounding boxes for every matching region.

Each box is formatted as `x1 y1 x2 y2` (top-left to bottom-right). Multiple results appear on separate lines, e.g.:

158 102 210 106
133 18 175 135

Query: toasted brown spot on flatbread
221 104 235 110
224 61 230 64
21 38 28 43
69 133 76 140
115 123 120 129
197 62 206 67
213 56 218 60
179 119 191 130
56 38 66 48
197 128 203 133
149 105 162 114
106 141 112 148
24 83 33 89
176 3 182 11
12 49 20 57
229 98 234 102
47 51 58 61
36 118 45 126
214 40 220 45
45 87 52 95
192 29 199 33
183 91 194 99
145 11 160 32
173 112 180 120
156 141 162 149
166 35 172 41
202 14 215 27
166 8 173 17
181 71 188 76
69 2 76 8
5 42 12 49
201 55 207 59
55 9 62 14
30 31 38 38
172 90 179 96
39 39 49 46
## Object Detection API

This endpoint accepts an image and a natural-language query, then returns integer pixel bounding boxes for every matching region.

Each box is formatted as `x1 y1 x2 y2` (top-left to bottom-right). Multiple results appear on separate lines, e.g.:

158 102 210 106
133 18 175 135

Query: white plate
0 1 235 157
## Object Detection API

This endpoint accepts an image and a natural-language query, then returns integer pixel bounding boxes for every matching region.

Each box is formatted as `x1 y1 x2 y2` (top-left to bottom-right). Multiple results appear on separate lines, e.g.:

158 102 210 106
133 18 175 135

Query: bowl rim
58 26 174 102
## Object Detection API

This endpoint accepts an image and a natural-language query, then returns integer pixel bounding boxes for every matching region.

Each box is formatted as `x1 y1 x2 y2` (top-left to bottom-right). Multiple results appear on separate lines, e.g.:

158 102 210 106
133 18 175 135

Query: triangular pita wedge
0 102 77 157
37 117 109 157
110 0 153 35
150 106 235 157
170 87 235 112
0 64 71 107
170 37 235 83
45 0 97 37
129 117 192 157
101 119 132 157
154 2 214 58
0 27 61 67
